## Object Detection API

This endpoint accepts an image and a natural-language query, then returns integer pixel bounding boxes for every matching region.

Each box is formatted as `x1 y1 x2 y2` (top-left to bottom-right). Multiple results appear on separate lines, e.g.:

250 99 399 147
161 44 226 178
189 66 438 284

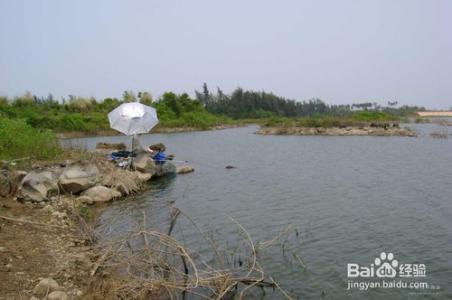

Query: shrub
65 98 94 113
1 91 231 134
0 118 61 160
351 111 398 122
12 92 34 107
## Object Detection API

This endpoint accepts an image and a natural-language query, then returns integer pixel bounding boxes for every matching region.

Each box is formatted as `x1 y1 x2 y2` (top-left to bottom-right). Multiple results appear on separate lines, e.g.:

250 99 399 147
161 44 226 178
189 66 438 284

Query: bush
153 92 227 129
351 111 398 122
12 93 34 107
65 97 94 113
79 206 94 222
295 116 356 128
1 91 230 134
0 118 61 160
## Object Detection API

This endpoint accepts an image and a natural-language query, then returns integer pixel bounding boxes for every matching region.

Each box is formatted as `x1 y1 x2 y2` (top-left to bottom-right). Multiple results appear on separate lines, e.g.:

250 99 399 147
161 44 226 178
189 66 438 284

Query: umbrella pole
130 135 134 170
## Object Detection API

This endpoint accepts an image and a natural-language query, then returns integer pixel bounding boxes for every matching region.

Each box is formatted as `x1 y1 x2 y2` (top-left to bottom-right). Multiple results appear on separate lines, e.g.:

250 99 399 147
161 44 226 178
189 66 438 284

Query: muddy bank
256 125 416 137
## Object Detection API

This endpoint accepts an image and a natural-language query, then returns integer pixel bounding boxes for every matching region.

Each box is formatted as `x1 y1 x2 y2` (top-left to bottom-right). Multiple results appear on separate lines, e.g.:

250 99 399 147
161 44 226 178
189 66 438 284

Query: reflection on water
68 123 452 299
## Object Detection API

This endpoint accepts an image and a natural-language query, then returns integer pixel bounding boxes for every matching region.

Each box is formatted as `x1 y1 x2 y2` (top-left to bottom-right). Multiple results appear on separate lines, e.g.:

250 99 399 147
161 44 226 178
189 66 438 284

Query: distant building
417 111 452 117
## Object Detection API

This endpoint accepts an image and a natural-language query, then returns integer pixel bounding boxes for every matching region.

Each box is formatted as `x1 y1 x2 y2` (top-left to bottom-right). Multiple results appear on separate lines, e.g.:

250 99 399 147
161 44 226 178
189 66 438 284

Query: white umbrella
108 102 158 136
108 103 159 168
108 102 159 135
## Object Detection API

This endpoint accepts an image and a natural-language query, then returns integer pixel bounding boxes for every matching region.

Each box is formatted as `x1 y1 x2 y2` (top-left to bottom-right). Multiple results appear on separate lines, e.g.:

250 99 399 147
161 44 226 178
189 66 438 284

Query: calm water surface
65 123 452 299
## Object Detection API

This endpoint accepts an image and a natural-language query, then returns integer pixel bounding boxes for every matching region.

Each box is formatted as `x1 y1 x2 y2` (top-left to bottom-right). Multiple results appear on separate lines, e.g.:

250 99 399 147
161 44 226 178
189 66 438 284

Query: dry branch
86 209 294 299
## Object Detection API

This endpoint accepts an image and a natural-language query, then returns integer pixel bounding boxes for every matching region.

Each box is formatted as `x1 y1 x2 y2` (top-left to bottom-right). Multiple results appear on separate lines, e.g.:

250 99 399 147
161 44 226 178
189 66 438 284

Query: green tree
122 90 136 102
139 91 153 105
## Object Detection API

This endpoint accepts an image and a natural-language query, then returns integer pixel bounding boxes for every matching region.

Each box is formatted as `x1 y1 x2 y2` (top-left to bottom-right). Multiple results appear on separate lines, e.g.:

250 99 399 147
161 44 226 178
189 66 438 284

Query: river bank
0 196 90 299
0 147 276 299
55 123 243 139
256 124 416 137
0 150 188 299
0 144 286 300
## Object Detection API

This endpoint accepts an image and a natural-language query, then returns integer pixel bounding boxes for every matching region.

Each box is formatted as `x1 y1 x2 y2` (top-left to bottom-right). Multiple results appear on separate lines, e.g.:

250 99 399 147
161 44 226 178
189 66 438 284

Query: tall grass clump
0 117 61 160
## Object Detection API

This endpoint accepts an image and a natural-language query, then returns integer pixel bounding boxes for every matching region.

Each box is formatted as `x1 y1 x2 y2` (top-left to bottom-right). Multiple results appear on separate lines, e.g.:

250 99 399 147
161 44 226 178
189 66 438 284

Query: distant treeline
0 85 425 134
0 87 428 161
195 83 425 119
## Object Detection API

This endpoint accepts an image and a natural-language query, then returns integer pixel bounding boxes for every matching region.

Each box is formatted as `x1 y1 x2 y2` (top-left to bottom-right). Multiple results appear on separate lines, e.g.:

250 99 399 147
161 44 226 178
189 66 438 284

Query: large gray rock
9 170 27 195
76 195 94 205
133 154 156 174
33 278 60 297
154 162 176 177
134 171 152 182
48 291 68 300
0 172 10 197
81 186 121 203
177 165 194 174
59 163 100 194
18 171 59 202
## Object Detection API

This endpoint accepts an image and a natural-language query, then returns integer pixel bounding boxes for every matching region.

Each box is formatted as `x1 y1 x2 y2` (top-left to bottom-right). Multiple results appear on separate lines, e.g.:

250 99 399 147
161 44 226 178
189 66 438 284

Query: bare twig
0 215 63 229
87 209 292 299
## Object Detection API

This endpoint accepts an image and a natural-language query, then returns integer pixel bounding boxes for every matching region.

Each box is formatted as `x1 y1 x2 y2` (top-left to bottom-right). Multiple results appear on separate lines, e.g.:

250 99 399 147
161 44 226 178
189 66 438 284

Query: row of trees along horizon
0 84 425 134
195 83 425 119
0 84 426 160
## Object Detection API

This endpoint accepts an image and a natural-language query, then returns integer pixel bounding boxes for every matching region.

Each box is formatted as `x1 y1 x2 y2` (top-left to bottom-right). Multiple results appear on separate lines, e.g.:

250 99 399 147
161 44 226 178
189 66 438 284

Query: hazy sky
0 0 451 108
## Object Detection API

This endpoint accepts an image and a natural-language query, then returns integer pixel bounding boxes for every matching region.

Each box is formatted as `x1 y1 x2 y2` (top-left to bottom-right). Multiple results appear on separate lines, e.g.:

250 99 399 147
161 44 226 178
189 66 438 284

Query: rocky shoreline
256 124 416 137
0 149 194 299
12 152 180 204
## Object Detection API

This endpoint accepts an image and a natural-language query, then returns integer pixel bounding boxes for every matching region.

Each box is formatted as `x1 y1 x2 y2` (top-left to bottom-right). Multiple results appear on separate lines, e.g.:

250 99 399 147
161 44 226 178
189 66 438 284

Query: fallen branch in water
271 276 295 300
85 209 295 299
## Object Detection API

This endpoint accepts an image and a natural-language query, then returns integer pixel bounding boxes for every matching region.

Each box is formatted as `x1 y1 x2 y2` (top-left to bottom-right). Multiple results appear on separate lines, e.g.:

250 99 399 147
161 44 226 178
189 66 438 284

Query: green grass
0 93 232 161
78 206 94 222
0 92 229 134
0 117 61 160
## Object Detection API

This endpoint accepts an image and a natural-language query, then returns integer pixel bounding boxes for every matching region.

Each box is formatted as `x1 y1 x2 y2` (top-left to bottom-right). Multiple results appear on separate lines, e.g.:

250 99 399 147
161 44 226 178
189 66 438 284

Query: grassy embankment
0 92 231 137
0 92 232 160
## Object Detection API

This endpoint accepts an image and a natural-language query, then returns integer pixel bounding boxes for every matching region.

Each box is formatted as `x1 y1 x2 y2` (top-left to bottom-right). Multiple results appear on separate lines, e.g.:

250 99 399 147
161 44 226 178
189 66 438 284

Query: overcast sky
0 0 451 108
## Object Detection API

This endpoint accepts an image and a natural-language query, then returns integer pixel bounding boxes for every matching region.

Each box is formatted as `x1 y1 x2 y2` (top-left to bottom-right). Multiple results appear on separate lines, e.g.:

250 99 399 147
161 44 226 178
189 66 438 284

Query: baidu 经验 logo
346 251 438 292
374 252 398 278
348 251 400 278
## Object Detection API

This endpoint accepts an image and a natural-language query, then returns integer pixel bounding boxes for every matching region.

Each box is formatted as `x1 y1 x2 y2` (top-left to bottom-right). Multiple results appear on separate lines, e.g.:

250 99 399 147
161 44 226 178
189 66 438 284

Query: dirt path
0 197 91 299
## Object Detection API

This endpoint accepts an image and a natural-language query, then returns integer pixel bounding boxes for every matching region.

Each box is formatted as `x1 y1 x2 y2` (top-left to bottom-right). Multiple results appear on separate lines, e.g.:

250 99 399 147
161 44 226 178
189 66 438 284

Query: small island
255 113 417 137
257 122 416 137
